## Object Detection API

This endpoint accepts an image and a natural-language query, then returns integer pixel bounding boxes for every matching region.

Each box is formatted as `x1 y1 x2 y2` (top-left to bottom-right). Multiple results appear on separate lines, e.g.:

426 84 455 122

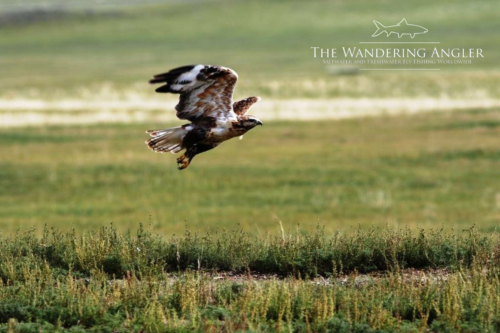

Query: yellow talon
176 155 190 170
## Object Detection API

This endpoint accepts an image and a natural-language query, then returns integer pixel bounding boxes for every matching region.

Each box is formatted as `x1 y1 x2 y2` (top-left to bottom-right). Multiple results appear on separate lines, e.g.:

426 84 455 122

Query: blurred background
0 0 499 236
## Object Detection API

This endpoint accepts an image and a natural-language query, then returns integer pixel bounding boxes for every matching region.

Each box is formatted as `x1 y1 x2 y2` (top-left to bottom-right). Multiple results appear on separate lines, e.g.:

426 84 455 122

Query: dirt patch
104 268 460 289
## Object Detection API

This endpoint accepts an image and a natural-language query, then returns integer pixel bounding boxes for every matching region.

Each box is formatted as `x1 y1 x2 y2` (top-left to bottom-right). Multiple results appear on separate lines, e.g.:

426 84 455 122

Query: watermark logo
372 18 428 38
310 17 484 70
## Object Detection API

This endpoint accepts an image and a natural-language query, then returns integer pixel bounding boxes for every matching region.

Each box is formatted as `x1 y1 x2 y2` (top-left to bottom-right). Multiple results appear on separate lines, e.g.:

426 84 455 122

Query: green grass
0 0 499 99
1 224 500 332
1 108 499 236
2 1 499 331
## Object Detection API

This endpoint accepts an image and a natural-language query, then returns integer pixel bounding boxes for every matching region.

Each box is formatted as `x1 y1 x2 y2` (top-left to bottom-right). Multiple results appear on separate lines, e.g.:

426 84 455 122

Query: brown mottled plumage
233 96 261 115
146 65 262 170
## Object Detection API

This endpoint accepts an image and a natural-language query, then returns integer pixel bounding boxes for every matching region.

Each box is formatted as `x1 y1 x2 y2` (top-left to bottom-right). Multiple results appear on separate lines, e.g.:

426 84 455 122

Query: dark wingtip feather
149 78 166 84
149 65 199 86
152 65 197 79
155 85 171 93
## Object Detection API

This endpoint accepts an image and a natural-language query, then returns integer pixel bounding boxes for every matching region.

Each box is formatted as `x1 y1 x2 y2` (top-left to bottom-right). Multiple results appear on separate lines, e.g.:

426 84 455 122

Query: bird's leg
177 144 216 170
176 154 190 170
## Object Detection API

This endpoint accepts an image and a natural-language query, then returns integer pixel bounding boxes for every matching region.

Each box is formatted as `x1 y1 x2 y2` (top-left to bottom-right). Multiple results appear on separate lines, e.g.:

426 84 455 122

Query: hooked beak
257 120 263 126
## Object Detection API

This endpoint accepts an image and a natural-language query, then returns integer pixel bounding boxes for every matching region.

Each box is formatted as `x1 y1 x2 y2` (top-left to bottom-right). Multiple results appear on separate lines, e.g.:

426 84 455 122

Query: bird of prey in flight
146 65 262 170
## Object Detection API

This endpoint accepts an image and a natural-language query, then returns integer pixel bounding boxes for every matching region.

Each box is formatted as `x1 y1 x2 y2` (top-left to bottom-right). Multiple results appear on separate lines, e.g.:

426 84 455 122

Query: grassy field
1 1 500 331
1 108 499 236
1 225 500 332
0 0 499 100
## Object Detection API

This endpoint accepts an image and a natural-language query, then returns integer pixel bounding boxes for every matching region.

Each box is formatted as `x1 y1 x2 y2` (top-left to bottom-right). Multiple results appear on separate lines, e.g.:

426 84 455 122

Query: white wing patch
168 65 205 92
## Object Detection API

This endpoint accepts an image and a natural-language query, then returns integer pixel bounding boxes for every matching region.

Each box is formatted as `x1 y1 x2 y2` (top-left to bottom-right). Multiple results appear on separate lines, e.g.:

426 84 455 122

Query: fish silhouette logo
372 18 428 38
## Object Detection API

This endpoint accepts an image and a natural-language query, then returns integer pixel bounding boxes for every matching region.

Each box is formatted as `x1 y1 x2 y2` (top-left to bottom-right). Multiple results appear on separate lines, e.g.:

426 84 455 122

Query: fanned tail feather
145 125 192 154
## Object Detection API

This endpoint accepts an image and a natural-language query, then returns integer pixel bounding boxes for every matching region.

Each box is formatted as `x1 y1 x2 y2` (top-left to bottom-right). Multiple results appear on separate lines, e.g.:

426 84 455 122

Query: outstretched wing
233 96 261 115
149 65 238 122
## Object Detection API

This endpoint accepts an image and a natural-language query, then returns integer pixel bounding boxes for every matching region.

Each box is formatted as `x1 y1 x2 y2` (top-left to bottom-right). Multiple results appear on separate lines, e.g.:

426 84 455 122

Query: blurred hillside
0 0 498 101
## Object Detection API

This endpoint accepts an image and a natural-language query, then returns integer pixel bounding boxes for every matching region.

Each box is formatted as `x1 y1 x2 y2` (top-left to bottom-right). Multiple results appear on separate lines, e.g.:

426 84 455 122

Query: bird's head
237 115 263 130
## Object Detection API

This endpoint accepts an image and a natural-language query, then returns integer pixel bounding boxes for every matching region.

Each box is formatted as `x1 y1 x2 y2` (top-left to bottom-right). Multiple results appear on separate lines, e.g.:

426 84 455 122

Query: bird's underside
145 65 262 170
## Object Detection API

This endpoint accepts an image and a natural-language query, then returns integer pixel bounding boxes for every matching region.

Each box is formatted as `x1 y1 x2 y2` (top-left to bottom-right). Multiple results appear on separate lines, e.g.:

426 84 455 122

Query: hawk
146 65 262 170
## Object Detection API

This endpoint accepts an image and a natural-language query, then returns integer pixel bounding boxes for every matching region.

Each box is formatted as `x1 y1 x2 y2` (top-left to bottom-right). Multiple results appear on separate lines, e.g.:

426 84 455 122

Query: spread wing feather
233 96 261 115
149 64 238 122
